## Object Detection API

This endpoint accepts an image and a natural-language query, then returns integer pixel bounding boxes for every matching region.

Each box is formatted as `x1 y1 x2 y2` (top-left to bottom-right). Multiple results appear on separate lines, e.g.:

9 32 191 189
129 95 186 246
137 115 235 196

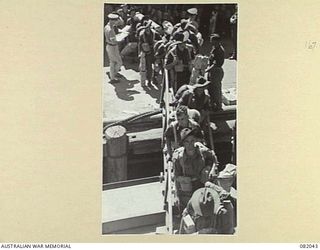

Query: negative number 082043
300 244 318 248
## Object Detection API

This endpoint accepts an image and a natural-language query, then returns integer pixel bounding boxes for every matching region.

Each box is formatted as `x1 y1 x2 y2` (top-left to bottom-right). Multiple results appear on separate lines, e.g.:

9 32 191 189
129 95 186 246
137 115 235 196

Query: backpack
180 187 235 234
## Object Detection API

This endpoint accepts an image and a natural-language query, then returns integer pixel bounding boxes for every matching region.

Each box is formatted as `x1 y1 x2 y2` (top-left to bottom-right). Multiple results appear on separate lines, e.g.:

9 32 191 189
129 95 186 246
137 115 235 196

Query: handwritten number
305 40 318 50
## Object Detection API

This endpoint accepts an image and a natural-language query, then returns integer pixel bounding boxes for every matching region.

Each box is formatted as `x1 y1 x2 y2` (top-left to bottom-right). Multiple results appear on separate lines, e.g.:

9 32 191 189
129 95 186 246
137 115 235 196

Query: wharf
103 57 236 123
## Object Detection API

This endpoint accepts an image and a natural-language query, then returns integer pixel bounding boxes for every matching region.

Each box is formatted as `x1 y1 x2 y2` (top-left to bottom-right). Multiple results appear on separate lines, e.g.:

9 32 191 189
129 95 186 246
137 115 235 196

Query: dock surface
103 50 236 122
102 181 165 234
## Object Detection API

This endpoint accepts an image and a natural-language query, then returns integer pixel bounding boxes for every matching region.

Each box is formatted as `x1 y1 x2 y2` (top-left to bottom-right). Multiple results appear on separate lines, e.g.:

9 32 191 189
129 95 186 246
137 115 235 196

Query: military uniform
165 119 201 146
172 142 218 209
120 15 139 59
104 15 123 81
178 88 211 113
187 8 199 31
180 187 222 234
208 43 225 110
138 27 161 86
165 43 195 92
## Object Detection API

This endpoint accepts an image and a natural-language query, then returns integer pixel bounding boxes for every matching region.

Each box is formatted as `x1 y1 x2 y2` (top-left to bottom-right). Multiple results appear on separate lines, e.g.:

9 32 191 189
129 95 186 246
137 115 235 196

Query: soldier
165 32 195 92
172 128 219 210
153 40 166 85
186 8 199 31
172 20 200 54
120 9 139 62
206 34 225 111
179 186 234 234
177 76 211 124
119 4 129 24
138 20 161 87
104 13 123 84
164 105 202 159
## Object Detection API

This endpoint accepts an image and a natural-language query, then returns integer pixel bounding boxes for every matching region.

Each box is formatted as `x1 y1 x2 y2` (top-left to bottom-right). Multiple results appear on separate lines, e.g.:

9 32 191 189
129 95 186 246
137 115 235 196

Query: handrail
161 64 175 234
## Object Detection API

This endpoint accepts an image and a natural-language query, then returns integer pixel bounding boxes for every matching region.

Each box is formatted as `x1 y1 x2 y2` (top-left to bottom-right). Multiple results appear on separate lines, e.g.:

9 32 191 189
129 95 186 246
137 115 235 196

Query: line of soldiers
104 6 236 234
164 101 237 234
153 9 235 233
164 106 237 234
104 6 226 113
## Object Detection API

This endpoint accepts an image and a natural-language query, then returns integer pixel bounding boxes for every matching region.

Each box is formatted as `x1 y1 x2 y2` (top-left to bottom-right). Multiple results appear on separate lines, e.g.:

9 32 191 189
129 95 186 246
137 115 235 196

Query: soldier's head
108 13 119 26
176 105 189 127
162 21 173 35
210 33 221 47
187 8 198 21
129 8 136 18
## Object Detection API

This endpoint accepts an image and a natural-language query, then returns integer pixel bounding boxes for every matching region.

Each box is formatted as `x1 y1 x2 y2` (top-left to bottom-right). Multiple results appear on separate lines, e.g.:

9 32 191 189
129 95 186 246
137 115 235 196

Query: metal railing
160 66 176 234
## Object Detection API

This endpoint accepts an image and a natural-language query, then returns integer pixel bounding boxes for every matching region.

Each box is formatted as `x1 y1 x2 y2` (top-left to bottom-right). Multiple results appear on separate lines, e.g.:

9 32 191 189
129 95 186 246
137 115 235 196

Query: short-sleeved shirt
173 142 217 179
104 23 117 45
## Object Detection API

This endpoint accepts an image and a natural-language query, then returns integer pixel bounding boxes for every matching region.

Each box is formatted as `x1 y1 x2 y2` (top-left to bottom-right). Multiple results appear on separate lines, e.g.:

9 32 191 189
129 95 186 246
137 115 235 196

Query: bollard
104 125 128 183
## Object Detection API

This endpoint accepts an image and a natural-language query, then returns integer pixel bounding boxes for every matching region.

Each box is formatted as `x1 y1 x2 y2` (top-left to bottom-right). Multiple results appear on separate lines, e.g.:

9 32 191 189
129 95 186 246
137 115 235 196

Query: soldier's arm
205 49 216 72
138 34 144 54
164 53 177 70
208 150 219 179
178 91 191 108
172 151 182 177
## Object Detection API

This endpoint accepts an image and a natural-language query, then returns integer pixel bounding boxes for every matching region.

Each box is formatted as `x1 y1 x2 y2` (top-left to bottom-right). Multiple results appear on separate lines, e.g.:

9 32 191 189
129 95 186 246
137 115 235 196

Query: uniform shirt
104 23 117 45
173 142 217 179
165 119 201 144
126 18 139 42
165 44 195 69
139 30 161 54
178 89 210 112
209 44 225 68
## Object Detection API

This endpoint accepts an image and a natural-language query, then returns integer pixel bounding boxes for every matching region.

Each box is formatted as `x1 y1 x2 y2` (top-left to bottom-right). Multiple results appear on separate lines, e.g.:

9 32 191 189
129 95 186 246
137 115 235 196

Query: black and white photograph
102 3 237 234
